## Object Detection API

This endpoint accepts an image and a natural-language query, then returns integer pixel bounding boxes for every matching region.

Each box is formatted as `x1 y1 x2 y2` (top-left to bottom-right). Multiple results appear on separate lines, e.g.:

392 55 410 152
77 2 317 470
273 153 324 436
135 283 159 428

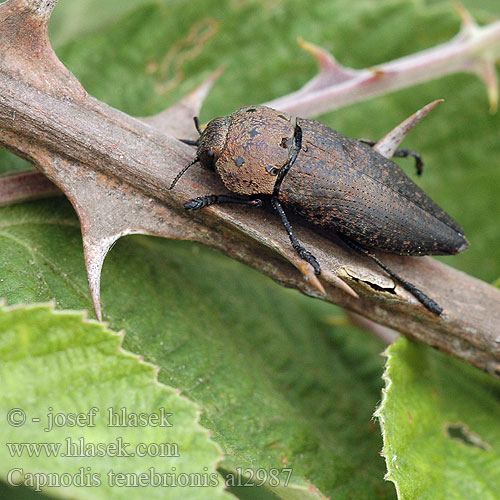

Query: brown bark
1 0 500 376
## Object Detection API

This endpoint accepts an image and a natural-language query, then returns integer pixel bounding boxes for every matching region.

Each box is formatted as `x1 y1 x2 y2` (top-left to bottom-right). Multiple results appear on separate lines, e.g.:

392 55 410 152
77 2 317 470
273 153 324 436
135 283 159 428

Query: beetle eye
198 149 216 170
206 149 215 167
266 165 280 176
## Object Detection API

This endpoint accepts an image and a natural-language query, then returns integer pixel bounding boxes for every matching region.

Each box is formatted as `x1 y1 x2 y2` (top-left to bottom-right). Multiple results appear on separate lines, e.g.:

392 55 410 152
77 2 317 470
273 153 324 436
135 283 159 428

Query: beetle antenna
169 157 200 190
194 116 203 135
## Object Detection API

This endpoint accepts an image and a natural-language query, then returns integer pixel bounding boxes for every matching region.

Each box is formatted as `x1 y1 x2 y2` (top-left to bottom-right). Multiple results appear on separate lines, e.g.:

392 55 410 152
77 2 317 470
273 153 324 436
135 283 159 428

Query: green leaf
0 198 393 499
2 0 500 499
0 303 231 499
376 337 500 500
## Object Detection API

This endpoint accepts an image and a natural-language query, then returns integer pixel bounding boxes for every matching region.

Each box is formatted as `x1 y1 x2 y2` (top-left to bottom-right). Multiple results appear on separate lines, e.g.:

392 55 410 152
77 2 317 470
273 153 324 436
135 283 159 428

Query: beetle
171 105 469 315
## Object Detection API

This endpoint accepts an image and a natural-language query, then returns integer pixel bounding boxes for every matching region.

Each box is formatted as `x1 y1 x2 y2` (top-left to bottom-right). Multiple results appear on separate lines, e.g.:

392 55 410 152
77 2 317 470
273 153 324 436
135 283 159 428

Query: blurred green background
0 1 499 499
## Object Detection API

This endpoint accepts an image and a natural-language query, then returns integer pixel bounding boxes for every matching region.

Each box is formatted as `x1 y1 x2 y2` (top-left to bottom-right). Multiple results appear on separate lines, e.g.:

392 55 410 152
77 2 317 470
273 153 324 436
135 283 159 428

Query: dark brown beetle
171 106 469 315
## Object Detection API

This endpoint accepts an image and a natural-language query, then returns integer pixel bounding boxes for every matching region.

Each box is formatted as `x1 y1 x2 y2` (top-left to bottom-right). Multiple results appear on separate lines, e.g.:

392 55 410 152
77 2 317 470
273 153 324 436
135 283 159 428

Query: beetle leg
179 138 200 146
193 116 203 135
358 139 424 176
341 237 442 315
271 197 321 275
185 195 262 210
392 149 423 176
178 117 203 146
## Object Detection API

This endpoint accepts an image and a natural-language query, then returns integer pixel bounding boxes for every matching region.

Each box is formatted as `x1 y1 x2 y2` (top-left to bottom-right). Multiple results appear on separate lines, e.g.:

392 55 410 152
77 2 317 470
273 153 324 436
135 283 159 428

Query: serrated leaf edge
0 301 230 497
373 345 400 499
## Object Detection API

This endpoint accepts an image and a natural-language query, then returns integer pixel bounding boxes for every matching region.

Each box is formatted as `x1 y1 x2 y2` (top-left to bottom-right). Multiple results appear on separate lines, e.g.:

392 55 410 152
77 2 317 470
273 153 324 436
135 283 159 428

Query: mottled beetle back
213 107 295 195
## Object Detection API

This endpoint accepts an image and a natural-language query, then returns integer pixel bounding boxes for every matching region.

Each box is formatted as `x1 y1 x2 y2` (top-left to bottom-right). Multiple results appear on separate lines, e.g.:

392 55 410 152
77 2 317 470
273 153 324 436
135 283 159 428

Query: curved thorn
477 59 499 114
296 38 361 91
178 65 226 118
322 269 359 299
454 2 478 33
82 234 121 321
298 38 341 72
296 261 326 295
374 100 443 159
141 66 225 136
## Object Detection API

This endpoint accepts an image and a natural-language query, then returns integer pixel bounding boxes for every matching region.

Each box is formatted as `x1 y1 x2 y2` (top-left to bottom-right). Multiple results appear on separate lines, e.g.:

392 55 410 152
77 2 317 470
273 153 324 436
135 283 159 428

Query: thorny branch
1 0 500 376
268 4 500 115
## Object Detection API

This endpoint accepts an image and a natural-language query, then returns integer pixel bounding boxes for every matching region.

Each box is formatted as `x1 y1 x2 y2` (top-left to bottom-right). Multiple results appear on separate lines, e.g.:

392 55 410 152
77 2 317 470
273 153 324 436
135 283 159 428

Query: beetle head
200 106 296 196
197 117 231 171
